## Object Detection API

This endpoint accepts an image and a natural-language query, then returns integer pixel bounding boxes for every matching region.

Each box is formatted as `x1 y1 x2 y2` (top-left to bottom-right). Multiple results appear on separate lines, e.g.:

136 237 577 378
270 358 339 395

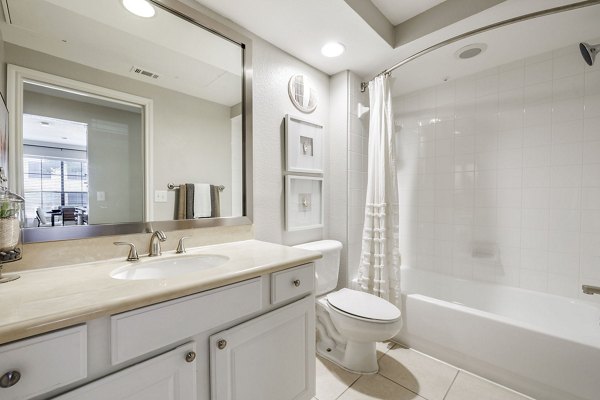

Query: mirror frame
7 0 253 243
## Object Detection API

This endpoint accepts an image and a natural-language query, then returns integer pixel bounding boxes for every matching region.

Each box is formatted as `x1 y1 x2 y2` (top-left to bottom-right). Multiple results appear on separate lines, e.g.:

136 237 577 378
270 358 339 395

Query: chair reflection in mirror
35 207 51 227
169 183 224 220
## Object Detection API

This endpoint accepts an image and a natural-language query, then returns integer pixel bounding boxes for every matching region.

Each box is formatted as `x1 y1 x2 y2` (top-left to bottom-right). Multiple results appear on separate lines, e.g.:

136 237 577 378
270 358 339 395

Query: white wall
250 39 331 245
395 41 600 301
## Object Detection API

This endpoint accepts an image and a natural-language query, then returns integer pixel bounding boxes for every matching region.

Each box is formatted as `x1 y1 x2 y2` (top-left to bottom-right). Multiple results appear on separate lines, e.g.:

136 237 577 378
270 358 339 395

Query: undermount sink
110 254 229 280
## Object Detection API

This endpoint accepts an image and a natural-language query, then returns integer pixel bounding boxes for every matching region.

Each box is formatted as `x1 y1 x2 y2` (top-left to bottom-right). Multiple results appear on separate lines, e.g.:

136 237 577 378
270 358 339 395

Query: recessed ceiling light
455 43 487 60
122 0 156 18
321 42 345 58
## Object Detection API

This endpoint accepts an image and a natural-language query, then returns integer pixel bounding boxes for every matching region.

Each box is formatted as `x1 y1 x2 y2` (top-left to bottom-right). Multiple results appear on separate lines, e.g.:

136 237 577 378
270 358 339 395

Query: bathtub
396 267 600 400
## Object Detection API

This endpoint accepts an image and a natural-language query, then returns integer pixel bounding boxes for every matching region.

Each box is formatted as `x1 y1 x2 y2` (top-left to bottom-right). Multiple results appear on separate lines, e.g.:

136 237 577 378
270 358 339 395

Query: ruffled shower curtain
357 74 401 306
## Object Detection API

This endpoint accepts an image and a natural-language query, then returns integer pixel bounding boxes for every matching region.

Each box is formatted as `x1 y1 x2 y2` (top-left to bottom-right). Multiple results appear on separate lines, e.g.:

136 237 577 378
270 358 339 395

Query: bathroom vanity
0 240 319 400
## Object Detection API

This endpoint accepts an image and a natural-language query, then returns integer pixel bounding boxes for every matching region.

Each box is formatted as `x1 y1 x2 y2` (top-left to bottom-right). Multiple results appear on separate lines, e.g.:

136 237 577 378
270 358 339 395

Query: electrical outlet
96 191 106 202
154 190 168 203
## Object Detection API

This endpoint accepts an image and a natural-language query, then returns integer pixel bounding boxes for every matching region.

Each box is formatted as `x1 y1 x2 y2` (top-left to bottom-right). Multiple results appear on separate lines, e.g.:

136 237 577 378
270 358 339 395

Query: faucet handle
156 230 167 241
176 237 191 254
114 242 139 261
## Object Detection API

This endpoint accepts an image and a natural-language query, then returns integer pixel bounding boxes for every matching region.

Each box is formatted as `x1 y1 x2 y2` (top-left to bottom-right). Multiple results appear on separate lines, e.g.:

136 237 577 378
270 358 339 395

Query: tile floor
313 342 533 400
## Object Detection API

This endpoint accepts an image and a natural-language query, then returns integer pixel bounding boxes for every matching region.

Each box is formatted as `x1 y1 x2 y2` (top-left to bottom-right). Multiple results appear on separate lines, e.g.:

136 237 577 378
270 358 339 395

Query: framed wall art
285 175 323 231
285 114 323 174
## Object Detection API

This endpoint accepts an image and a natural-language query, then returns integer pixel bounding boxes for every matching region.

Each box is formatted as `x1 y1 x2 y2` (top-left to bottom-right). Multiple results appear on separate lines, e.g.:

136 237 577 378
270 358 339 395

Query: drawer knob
293 279 301 287
0 370 21 388
185 351 196 363
217 339 227 349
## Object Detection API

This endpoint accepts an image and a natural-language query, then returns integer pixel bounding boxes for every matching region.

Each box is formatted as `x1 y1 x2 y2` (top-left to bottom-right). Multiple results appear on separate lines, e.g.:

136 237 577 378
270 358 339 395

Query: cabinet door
53 342 196 400
210 295 315 400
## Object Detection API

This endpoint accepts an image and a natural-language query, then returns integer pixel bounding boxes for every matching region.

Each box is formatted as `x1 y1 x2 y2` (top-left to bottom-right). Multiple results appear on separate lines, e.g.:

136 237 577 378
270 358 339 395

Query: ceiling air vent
130 66 159 79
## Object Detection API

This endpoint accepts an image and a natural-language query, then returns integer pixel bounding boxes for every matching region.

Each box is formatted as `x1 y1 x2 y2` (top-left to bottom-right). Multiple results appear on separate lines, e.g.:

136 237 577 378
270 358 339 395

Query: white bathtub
396 267 600 400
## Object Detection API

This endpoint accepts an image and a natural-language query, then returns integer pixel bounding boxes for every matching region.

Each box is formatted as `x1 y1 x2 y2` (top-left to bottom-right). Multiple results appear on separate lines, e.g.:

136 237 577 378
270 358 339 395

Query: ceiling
23 114 88 148
371 0 447 25
191 0 600 95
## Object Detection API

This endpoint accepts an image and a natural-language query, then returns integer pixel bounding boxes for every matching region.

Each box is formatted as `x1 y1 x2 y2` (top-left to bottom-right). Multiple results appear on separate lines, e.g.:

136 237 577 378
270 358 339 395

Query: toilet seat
326 288 401 323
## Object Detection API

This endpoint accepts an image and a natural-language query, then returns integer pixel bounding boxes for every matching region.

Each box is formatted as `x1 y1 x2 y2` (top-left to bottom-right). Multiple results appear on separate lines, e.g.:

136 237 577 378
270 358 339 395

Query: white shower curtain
357 74 401 306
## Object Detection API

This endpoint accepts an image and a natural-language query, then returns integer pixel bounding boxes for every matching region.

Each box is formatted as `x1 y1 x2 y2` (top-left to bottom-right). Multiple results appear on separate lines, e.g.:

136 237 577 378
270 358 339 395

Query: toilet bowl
294 240 402 374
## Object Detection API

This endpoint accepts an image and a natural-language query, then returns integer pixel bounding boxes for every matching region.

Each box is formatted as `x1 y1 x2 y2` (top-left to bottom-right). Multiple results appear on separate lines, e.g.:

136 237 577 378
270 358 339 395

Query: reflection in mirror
4 0 246 235
22 82 144 227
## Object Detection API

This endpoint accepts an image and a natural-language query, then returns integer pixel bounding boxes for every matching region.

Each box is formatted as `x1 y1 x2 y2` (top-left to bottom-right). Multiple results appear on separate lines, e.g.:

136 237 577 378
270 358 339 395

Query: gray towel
177 184 187 220
185 184 194 219
210 185 221 218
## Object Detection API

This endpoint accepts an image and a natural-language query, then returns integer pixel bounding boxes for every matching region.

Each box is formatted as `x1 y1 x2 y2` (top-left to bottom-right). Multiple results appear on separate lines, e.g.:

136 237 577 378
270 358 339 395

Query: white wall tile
584 117 600 141
522 208 548 229
524 81 553 105
553 75 584 102
553 53 584 79
583 141 600 164
550 165 582 187
394 43 600 300
525 60 553 86
584 94 600 118
522 188 550 208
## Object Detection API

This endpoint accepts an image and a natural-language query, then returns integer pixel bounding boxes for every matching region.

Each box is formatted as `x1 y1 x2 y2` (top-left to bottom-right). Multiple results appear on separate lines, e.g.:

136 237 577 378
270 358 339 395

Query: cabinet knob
0 370 21 388
185 351 196 363
292 279 301 287
217 339 227 349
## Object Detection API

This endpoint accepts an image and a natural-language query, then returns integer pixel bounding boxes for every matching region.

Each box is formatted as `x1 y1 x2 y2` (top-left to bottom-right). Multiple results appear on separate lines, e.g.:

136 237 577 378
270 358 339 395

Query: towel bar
167 183 225 192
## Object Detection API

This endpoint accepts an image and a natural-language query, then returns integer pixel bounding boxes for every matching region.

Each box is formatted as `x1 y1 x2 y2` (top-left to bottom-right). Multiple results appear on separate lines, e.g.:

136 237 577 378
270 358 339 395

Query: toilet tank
294 240 342 296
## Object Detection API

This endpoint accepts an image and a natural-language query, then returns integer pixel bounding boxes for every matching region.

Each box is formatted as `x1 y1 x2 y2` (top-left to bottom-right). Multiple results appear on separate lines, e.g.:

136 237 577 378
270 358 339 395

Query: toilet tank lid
327 288 401 322
293 240 342 252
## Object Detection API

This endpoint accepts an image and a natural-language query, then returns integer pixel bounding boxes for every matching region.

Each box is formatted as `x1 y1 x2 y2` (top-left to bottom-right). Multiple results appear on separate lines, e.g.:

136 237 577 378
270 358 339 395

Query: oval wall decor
288 74 317 113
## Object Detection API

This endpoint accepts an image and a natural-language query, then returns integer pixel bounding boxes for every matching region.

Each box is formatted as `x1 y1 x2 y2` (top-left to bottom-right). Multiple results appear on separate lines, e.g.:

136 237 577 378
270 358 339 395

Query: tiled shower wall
347 72 369 286
394 41 600 300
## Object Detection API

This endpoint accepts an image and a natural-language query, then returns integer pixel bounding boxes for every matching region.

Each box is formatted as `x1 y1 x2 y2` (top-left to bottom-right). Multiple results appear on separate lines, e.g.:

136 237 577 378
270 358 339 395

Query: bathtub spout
582 285 600 295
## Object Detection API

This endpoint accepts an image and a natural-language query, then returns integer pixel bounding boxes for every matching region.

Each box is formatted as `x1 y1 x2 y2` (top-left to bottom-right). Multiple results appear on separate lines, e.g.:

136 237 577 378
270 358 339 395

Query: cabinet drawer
111 278 262 365
0 325 87 400
271 263 314 305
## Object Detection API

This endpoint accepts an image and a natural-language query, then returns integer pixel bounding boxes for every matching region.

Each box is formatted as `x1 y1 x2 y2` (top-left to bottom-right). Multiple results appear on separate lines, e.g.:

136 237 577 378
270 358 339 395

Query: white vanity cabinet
210 295 315 400
0 262 316 400
54 342 197 400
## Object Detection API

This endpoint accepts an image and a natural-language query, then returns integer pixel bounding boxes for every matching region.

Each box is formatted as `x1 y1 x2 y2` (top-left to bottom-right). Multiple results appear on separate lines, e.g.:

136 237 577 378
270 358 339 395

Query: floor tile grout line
376 371 431 400
442 370 460 400
334 373 362 400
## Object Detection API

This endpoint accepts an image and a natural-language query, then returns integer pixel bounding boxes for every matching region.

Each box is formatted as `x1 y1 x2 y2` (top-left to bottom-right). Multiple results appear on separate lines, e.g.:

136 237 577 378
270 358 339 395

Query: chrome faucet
114 242 139 261
148 231 167 257
176 236 191 254
582 285 600 295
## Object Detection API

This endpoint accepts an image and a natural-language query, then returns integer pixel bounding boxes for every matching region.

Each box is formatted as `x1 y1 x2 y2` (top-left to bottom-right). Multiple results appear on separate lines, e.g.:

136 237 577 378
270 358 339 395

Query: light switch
97 191 106 201
155 190 168 203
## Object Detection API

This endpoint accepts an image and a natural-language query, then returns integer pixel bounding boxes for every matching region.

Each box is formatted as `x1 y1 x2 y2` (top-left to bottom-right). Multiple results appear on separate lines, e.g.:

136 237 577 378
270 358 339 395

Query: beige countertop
0 240 320 345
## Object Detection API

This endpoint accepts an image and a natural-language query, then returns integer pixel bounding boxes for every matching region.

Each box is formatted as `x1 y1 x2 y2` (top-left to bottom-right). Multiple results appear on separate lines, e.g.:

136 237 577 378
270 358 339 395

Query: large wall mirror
2 0 252 242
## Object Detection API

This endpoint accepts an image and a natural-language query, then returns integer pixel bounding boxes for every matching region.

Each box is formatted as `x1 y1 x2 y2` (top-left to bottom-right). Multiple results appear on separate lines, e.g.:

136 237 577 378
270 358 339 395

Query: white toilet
294 240 402 374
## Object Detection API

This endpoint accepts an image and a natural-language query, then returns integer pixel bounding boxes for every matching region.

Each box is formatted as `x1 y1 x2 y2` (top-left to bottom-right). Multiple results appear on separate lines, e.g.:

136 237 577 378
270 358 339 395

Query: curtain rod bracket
360 82 369 92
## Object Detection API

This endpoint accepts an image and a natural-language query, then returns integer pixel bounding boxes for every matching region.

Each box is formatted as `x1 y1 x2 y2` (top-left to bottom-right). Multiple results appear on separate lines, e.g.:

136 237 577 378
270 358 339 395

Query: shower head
579 42 600 66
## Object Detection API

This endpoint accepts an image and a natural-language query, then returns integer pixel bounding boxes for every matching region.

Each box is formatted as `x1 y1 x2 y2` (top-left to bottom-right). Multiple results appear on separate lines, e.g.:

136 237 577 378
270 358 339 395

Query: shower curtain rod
360 0 600 92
